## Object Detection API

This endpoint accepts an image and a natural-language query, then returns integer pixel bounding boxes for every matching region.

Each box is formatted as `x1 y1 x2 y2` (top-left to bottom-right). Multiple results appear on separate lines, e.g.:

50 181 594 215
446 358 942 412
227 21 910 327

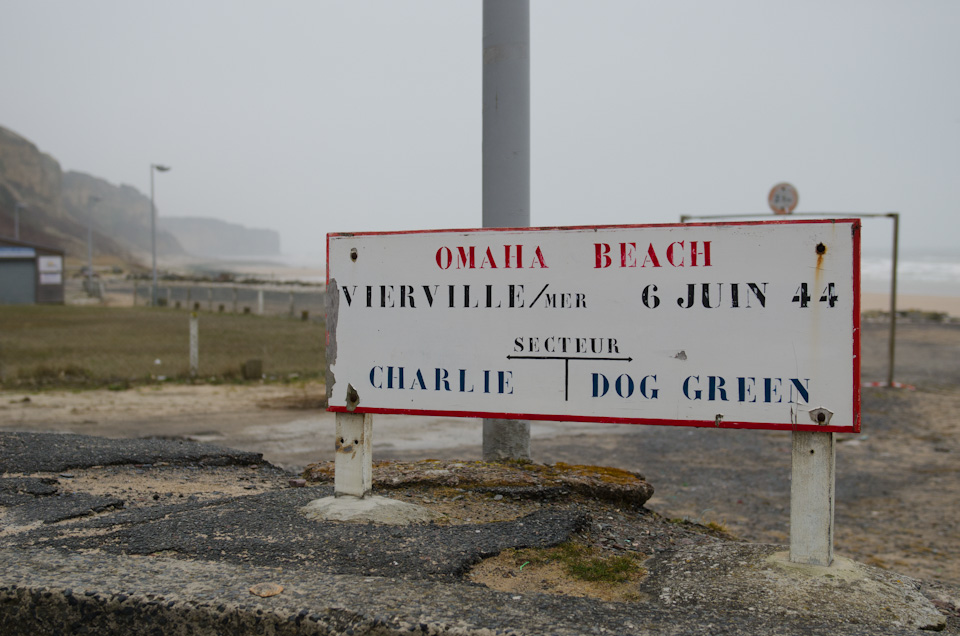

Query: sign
326 220 860 433
768 182 799 214
38 255 63 285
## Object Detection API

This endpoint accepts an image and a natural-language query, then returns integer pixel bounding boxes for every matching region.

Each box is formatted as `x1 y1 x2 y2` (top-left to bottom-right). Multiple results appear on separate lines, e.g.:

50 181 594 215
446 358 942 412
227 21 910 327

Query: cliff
1 124 280 265
0 125 182 261
61 171 185 259
0 127 62 214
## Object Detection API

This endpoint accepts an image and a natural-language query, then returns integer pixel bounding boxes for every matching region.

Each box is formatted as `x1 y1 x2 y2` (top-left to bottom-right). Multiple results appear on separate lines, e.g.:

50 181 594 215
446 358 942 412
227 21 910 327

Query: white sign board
326 220 861 433
38 255 63 285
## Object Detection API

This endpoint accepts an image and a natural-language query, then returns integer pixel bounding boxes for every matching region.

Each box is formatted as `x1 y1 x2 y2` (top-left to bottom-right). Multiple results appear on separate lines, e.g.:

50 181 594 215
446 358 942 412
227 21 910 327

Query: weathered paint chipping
325 277 339 402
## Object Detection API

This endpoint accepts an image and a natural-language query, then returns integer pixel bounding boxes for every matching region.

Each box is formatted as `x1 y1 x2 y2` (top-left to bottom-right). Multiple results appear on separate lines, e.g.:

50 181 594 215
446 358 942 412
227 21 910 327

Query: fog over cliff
160 217 280 258
1 124 280 263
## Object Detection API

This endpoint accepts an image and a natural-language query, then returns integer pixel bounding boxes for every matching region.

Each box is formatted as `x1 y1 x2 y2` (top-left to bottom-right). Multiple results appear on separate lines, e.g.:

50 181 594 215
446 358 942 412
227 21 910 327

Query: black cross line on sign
505 355 633 401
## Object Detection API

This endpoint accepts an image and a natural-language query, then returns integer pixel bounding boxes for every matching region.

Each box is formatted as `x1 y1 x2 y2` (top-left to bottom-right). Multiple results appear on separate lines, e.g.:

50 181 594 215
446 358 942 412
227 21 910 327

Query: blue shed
0 237 65 305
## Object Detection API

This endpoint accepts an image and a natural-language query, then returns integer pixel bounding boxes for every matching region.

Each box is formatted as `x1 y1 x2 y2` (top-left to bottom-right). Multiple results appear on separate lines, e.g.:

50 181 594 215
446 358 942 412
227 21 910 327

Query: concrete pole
789 431 836 566
334 412 373 498
482 0 531 461
483 0 530 227
257 289 264 315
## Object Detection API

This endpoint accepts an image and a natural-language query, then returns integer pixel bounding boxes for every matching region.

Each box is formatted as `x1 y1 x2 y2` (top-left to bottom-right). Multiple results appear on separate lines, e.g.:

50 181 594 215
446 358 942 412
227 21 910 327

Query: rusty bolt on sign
808 408 833 426
346 384 360 411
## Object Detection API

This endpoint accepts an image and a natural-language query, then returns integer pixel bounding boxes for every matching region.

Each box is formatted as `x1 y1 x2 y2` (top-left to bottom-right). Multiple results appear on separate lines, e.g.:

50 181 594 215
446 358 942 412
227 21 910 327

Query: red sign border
327 219 861 434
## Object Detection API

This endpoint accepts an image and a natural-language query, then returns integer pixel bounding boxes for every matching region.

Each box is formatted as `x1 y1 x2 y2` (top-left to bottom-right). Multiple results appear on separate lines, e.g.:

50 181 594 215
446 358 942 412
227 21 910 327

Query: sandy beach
861 292 960 317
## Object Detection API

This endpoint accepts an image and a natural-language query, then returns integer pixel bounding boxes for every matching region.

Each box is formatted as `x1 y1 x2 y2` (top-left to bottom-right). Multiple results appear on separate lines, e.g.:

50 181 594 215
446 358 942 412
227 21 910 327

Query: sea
861 249 960 297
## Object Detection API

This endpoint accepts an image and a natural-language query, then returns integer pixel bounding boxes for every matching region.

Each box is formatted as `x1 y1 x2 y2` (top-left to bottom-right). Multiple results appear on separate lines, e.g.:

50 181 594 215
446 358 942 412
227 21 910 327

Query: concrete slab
0 432 952 635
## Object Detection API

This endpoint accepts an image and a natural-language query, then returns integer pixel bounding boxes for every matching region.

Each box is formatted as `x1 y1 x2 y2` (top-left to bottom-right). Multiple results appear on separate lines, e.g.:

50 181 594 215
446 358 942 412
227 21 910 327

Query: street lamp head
153 164 171 172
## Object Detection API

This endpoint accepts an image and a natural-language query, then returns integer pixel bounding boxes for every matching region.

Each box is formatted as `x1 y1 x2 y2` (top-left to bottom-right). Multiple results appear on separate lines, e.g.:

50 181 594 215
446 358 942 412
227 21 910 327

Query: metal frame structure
681 211 900 387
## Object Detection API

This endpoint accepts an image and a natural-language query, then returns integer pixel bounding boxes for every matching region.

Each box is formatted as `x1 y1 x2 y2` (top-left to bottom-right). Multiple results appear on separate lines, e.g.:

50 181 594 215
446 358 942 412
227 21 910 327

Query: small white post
790 431 835 565
257 289 264 315
232 286 238 313
165 287 172 306
189 312 199 378
334 412 372 498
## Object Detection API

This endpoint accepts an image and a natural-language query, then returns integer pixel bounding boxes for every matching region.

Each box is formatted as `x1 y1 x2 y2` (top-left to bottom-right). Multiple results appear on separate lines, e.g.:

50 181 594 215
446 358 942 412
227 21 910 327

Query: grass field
0 305 325 389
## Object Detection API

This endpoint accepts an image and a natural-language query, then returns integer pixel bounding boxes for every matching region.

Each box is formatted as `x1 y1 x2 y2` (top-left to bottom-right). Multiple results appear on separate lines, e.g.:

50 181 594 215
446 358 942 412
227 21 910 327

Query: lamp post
13 202 25 240
87 196 101 287
150 164 171 306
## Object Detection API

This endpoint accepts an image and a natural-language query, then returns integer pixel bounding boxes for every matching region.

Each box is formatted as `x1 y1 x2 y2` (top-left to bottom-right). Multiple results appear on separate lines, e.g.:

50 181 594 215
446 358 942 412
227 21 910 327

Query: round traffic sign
768 182 798 215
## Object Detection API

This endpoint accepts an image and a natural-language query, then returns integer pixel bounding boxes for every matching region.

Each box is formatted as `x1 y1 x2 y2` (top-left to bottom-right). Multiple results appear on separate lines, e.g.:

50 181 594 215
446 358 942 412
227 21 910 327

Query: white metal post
334 412 373 498
482 0 531 461
87 218 92 287
87 195 99 289
790 431 836 566
887 212 899 387
189 312 199 378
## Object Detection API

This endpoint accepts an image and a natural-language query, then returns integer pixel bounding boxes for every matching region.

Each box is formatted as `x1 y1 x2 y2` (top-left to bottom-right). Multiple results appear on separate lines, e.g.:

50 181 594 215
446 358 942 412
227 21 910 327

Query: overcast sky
3 1 958 259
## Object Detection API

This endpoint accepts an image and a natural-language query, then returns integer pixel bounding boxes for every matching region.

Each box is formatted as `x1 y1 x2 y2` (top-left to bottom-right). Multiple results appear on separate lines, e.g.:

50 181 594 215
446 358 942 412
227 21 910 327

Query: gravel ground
0 319 957 633
0 435 953 634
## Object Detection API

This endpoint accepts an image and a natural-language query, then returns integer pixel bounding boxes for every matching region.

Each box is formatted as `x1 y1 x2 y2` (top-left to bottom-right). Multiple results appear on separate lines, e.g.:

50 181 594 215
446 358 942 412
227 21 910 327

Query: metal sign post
790 430 835 565
334 412 372 498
